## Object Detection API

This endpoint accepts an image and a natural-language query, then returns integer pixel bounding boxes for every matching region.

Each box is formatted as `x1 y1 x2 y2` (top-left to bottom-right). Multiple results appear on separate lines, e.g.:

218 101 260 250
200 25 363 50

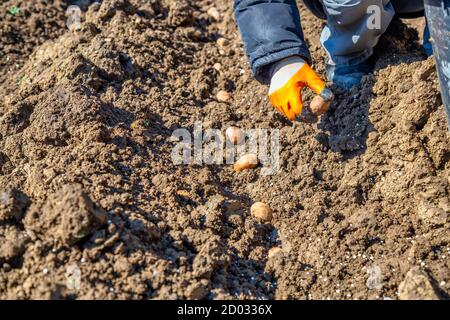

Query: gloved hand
268 56 333 120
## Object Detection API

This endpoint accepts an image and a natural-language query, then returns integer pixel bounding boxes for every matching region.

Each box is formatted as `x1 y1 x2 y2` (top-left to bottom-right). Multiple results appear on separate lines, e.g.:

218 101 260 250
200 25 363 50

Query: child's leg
319 0 395 67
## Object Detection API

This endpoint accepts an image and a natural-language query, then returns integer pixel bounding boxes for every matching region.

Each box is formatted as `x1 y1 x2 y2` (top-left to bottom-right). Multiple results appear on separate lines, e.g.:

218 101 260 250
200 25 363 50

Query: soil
0 0 449 300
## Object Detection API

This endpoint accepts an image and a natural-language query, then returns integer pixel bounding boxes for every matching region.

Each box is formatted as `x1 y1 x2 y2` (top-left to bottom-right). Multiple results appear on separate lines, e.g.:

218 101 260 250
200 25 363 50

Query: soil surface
0 0 449 300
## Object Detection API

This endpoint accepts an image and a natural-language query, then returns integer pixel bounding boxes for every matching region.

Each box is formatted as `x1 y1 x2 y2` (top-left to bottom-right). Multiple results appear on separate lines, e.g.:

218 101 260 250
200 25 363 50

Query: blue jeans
320 0 425 66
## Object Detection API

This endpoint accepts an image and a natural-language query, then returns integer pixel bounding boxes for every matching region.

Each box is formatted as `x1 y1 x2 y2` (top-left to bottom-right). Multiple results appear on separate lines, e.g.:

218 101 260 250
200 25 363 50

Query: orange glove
268 56 333 120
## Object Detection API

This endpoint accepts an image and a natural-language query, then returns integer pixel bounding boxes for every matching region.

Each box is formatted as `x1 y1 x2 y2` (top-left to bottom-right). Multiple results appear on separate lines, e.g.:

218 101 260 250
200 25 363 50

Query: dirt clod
398 267 440 300
186 281 208 300
24 184 107 246
0 189 30 221
0 227 28 263
268 247 283 259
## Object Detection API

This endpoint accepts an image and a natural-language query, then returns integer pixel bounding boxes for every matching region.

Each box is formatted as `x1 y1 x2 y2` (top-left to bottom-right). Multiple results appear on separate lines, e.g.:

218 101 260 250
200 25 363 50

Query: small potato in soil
216 90 231 102
250 202 272 222
309 95 331 115
226 126 244 145
234 154 258 171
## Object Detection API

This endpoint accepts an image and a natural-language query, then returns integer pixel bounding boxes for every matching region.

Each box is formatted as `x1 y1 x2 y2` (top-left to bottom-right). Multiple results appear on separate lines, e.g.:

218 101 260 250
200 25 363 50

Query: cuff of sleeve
252 46 312 85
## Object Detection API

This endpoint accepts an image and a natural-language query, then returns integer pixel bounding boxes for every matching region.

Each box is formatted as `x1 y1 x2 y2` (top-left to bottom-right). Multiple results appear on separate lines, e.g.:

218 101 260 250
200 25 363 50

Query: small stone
216 38 229 48
250 202 272 222
213 63 222 71
216 90 231 102
2 263 11 272
176 189 190 198
207 7 220 21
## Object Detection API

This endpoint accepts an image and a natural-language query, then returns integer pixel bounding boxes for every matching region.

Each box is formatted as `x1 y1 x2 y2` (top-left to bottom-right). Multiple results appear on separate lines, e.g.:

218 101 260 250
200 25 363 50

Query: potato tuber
234 154 258 171
250 202 272 222
217 90 231 102
309 95 331 115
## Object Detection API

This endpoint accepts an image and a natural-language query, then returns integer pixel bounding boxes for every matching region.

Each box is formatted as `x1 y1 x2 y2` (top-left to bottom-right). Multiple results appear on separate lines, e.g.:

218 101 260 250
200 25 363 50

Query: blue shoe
423 21 433 57
326 61 373 90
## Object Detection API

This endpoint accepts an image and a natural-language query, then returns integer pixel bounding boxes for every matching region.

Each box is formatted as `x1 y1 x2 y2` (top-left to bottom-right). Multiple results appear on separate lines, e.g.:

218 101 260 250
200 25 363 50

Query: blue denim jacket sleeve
234 0 312 84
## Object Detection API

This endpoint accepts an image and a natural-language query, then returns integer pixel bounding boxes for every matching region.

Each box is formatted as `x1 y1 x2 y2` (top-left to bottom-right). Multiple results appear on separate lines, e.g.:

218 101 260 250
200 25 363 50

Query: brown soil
0 0 449 300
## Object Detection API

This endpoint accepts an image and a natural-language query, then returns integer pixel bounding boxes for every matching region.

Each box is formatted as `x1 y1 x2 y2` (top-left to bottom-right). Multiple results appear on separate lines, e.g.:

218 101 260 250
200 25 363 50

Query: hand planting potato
234 154 258 171
4 0 449 302
250 202 272 222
